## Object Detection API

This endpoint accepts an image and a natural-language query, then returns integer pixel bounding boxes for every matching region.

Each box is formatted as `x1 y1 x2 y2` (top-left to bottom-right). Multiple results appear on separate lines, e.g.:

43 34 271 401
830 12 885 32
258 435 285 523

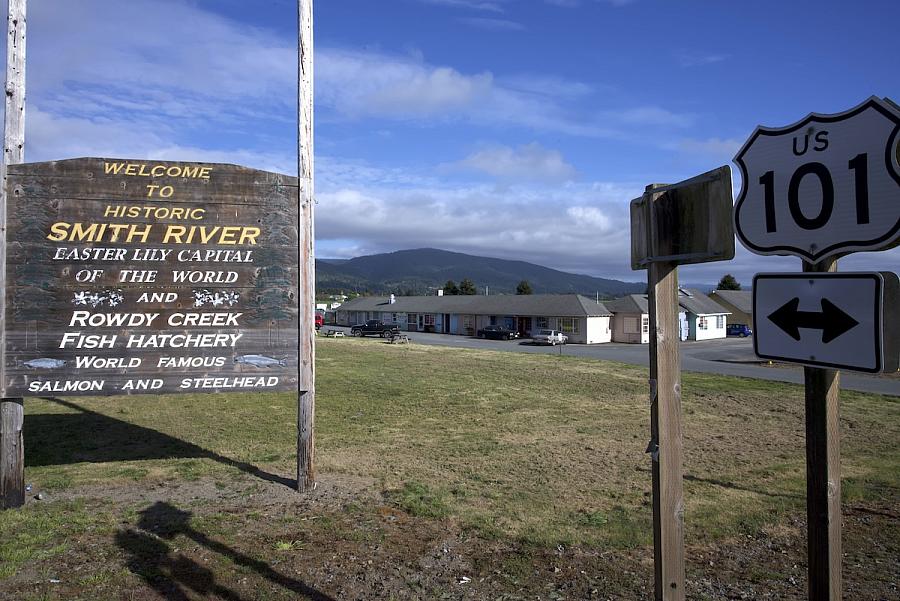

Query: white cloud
315 157 640 277
414 0 506 11
26 107 296 175
501 75 596 99
28 0 294 105
452 142 577 182
317 48 643 138
675 137 744 161
611 106 695 128
317 49 494 118
459 17 527 30
676 52 730 68
567 206 611 229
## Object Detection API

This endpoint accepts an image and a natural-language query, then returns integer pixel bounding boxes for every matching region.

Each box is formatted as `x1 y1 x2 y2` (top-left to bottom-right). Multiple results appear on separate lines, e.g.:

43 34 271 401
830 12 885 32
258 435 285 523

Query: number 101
759 153 869 232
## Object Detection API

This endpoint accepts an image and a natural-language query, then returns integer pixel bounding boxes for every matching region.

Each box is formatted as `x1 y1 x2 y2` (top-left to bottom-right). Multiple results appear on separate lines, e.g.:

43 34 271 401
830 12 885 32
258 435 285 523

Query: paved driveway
323 327 899 396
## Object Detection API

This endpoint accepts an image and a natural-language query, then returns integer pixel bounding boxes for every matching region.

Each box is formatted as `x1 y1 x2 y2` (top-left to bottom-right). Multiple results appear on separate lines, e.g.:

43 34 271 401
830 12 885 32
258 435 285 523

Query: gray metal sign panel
753 272 900 373
630 165 734 269
734 97 900 262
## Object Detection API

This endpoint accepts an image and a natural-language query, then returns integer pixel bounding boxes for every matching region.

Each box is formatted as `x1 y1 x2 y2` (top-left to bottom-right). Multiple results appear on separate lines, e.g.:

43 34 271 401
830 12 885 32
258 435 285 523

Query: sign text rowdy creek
2 158 299 396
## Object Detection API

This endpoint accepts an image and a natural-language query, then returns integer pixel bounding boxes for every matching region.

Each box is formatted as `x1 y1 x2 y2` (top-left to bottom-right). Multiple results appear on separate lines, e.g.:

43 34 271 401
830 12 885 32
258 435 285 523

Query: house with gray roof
604 289 728 343
709 289 752 326
678 288 730 341
335 293 613 344
605 294 688 343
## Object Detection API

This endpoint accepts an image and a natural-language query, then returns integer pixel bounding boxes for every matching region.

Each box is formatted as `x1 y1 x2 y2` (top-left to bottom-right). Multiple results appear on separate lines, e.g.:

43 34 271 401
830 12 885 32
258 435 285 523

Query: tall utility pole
1 0 26 509
296 0 316 492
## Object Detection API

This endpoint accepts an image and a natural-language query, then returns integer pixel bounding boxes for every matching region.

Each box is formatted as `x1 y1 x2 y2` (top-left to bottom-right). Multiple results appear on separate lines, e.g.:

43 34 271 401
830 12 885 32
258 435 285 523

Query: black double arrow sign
767 297 859 344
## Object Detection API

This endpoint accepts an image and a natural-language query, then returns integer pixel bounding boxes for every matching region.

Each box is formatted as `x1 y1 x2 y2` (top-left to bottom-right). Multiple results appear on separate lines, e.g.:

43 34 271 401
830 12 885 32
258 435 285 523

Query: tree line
442 279 533 295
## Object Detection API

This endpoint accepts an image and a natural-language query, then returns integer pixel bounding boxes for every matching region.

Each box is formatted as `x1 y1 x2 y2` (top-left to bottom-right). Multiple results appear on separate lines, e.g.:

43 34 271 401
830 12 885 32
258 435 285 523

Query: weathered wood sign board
2 157 299 396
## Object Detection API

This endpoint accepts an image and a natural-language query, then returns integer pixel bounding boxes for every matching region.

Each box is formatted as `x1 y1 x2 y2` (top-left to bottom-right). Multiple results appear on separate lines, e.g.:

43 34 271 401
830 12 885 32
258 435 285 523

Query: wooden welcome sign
2 157 299 396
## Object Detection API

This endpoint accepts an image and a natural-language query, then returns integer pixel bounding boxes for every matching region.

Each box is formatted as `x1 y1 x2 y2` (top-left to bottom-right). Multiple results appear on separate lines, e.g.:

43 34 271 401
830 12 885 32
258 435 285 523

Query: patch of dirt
31 472 378 511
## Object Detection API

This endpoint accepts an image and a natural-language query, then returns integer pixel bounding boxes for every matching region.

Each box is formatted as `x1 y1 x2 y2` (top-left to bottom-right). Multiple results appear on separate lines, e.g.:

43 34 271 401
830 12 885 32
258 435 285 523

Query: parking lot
321 326 899 396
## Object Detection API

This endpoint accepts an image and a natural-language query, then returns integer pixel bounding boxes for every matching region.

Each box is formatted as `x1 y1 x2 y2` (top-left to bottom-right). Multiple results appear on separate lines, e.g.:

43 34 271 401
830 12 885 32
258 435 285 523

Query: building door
407 313 417 331
443 314 451 334
517 316 532 336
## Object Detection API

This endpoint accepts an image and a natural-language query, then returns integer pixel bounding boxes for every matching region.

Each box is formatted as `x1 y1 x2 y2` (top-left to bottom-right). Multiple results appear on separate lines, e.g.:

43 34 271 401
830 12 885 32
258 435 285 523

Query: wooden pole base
0 399 24 509
802 258 841 600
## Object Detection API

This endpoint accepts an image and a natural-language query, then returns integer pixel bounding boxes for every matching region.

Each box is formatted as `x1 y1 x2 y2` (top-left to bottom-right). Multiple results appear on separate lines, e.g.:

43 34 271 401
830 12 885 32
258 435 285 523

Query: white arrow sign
734 97 900 262
753 272 900 373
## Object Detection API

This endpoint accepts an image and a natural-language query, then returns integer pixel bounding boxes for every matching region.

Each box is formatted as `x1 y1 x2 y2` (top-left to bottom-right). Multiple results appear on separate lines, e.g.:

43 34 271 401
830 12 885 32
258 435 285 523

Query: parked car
726 324 753 337
315 313 324 330
476 325 519 340
350 319 400 338
532 329 567 345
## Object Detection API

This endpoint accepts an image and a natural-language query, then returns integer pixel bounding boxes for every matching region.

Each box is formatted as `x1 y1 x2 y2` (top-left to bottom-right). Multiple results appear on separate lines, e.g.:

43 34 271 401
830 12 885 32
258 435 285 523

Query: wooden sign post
0 0 26 510
802 258 842 599
0 0 317 509
296 0 316 492
630 166 735 600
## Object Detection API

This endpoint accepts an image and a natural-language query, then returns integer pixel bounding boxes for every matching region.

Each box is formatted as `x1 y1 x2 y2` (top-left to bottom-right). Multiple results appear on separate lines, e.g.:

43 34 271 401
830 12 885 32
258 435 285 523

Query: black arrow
767 297 859 344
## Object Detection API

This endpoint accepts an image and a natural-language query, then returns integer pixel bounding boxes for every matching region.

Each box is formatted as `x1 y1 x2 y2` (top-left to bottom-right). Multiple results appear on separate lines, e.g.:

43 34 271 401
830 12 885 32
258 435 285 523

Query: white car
532 329 568 345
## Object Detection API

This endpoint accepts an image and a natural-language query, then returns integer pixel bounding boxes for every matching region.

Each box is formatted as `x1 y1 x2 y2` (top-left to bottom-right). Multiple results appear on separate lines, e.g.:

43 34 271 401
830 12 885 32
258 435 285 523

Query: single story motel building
335 294 614 344
335 289 731 344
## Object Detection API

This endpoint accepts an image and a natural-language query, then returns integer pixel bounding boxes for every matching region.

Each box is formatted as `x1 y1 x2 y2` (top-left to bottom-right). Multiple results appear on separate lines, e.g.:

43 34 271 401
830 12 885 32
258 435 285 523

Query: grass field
1 337 898 600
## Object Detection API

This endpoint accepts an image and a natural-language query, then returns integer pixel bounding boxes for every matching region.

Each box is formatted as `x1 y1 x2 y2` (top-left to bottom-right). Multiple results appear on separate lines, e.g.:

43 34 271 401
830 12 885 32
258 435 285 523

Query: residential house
678 288 729 341
605 294 688 343
709 289 752 326
335 294 613 344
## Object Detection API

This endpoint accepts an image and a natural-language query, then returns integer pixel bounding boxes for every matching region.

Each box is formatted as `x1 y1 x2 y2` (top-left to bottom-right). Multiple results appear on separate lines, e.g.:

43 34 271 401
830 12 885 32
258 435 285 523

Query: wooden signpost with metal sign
1 0 317 508
630 164 734 601
733 96 900 600
3 158 299 397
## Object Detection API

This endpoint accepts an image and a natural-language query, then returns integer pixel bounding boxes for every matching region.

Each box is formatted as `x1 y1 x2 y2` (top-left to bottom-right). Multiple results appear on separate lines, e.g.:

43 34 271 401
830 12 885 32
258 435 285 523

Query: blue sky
5 0 899 285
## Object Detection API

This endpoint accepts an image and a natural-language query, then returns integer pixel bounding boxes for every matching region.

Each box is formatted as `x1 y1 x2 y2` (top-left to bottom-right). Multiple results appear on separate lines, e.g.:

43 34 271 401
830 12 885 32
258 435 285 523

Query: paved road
324 327 899 396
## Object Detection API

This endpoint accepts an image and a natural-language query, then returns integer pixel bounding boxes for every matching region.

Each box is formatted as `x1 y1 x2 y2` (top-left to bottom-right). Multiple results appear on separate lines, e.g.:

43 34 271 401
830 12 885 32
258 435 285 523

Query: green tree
516 280 533 295
443 280 459 295
716 274 741 290
459 278 477 295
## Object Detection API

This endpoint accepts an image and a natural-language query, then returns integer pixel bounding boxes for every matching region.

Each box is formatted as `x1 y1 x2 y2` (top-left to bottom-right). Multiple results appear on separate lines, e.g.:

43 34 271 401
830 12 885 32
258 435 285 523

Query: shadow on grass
117 501 334 601
683 473 802 500
25 397 295 489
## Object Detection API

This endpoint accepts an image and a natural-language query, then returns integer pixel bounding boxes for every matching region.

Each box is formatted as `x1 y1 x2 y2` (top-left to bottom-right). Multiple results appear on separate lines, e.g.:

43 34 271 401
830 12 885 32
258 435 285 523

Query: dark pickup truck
350 320 401 338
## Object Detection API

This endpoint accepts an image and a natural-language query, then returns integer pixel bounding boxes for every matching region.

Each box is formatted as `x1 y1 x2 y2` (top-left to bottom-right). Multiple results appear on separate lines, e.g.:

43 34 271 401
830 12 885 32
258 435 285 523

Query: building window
424 314 435 326
463 315 473 329
624 317 638 334
716 315 724 328
642 317 649 333
559 317 580 333
489 315 497 325
698 316 708 330
537 317 549 329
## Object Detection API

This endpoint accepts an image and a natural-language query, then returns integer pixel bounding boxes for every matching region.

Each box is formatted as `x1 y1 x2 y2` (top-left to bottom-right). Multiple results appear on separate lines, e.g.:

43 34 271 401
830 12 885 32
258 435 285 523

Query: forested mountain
316 248 646 297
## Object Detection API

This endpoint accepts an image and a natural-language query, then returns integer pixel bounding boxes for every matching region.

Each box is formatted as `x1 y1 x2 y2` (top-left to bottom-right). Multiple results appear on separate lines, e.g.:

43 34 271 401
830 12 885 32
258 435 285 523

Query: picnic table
322 328 344 338
389 333 411 344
